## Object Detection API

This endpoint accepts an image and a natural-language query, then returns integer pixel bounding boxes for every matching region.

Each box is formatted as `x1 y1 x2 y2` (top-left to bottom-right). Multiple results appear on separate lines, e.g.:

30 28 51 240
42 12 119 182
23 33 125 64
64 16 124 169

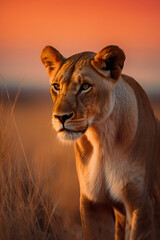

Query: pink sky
1 0 160 91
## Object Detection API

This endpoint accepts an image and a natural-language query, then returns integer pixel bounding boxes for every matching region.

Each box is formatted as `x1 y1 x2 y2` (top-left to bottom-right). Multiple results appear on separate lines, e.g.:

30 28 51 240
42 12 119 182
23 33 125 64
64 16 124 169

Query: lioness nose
54 112 73 125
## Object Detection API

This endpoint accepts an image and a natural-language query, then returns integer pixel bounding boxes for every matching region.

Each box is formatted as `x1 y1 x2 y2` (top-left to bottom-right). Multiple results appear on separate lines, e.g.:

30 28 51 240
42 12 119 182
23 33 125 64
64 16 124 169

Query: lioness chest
77 134 145 204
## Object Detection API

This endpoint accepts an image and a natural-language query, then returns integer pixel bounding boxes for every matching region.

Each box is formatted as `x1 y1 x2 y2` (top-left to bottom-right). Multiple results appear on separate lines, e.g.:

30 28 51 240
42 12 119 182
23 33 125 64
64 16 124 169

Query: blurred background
0 0 160 239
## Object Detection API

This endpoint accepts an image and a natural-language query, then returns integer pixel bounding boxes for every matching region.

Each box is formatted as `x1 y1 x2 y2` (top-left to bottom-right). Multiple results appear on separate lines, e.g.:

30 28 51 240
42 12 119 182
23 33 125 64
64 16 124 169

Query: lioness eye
52 83 60 92
80 83 91 91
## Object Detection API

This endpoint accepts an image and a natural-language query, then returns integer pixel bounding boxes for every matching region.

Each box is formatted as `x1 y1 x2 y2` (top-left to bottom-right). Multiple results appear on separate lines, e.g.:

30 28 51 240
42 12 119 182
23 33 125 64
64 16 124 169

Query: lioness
41 45 160 240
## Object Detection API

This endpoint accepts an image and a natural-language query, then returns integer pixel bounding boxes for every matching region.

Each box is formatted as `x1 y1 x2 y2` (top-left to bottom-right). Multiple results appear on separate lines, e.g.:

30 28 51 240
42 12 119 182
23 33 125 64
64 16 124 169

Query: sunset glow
1 0 160 90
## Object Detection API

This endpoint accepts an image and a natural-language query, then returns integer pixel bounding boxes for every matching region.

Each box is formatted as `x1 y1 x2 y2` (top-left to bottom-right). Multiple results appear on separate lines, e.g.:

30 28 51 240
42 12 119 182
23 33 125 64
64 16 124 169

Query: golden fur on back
41 45 160 240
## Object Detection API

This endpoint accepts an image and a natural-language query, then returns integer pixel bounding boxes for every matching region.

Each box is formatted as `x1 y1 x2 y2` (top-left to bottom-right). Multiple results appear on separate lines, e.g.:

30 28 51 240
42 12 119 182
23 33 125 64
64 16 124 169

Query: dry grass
0 87 82 240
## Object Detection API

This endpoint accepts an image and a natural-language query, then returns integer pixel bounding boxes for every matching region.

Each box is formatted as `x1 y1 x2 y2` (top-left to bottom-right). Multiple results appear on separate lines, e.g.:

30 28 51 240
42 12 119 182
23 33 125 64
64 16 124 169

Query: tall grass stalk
0 78 68 240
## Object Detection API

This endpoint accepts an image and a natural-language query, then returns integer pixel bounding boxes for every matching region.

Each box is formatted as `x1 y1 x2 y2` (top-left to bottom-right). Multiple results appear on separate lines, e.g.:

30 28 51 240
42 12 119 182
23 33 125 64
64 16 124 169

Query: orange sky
1 0 160 91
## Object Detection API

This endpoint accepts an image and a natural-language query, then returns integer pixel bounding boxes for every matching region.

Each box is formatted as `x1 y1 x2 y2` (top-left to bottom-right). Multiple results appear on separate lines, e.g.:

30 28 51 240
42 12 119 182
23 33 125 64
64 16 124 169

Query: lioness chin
41 45 160 240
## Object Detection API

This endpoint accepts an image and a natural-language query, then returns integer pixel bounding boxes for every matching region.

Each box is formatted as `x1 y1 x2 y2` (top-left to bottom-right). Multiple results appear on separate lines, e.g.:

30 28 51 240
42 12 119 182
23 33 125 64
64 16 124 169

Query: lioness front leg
80 195 115 240
127 197 154 240
114 209 126 240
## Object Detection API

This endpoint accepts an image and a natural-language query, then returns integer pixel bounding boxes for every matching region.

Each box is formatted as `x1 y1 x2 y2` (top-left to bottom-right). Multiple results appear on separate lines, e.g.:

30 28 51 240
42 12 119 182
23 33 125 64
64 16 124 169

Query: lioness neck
85 77 138 156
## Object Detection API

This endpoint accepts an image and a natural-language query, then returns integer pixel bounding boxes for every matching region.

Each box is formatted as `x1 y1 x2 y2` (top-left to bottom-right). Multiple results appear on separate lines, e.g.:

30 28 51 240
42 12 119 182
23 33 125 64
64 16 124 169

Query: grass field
0 88 83 240
0 87 159 240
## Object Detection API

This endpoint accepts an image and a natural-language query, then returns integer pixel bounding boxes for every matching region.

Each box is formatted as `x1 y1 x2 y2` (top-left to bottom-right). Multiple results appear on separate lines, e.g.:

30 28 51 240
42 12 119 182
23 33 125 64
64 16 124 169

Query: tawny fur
41 45 160 240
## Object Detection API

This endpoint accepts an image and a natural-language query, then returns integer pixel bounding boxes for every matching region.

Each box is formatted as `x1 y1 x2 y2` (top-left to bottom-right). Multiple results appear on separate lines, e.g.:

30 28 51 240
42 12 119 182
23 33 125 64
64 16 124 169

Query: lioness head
41 45 125 141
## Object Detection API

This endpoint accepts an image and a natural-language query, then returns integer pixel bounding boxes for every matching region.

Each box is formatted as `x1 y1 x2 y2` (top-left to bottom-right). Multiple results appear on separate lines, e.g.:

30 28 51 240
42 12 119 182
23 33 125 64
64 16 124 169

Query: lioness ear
91 45 125 80
40 46 65 78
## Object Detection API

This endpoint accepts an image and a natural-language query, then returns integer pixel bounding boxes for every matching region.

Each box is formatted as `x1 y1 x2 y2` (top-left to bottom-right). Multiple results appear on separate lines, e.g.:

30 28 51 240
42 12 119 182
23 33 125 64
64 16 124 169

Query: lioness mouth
59 126 88 134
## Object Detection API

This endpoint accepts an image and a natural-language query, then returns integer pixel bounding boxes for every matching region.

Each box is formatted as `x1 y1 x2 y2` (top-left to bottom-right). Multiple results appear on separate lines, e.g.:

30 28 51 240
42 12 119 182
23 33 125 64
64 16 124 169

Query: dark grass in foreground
0 90 82 240
0 101 65 240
